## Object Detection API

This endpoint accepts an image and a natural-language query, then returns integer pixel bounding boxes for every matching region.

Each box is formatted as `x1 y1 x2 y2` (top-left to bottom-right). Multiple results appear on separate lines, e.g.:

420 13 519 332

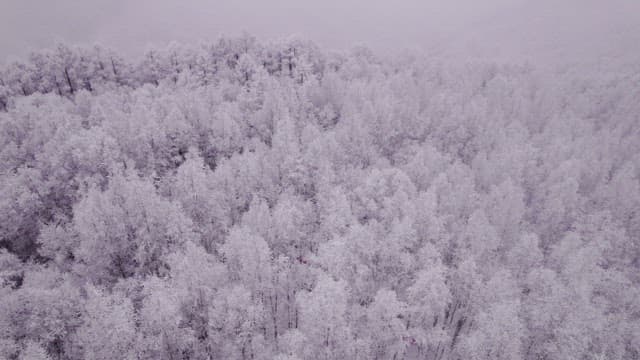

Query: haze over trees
0 35 639 360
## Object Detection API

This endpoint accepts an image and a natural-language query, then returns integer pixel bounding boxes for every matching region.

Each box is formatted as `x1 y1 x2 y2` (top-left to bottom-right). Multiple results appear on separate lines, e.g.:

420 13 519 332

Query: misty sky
2 0 639 64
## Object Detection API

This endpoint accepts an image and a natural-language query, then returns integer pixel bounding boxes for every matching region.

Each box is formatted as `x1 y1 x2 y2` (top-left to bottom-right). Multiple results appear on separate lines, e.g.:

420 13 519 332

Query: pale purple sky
1 0 639 64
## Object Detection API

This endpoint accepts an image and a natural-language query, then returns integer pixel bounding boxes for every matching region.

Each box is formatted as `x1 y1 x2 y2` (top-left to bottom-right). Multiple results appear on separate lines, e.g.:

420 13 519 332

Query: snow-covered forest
0 36 639 360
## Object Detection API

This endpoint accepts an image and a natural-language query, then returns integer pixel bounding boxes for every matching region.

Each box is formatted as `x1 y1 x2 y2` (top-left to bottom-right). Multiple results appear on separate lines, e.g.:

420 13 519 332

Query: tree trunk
64 67 75 94
111 58 119 77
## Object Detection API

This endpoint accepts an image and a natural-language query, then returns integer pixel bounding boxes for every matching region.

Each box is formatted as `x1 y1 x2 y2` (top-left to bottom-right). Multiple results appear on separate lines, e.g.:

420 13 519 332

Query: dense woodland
0 35 639 360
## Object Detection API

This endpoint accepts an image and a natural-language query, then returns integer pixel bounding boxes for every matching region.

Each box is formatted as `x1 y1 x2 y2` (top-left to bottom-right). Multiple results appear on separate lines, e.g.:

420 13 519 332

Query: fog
2 0 639 64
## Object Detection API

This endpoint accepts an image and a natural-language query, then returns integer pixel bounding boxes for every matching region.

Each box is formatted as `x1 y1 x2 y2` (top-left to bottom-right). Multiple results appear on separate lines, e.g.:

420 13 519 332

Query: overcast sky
1 0 639 64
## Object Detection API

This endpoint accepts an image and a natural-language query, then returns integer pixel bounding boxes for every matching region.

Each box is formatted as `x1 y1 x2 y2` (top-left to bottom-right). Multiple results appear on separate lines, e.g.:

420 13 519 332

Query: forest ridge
0 36 639 360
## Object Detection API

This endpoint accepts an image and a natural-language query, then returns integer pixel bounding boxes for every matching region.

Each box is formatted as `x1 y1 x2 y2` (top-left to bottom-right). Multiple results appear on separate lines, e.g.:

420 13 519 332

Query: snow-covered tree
0 35 638 360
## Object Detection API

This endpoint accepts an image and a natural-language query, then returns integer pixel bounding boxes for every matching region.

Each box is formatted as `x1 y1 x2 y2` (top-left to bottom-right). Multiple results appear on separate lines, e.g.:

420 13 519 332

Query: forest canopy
0 35 639 360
